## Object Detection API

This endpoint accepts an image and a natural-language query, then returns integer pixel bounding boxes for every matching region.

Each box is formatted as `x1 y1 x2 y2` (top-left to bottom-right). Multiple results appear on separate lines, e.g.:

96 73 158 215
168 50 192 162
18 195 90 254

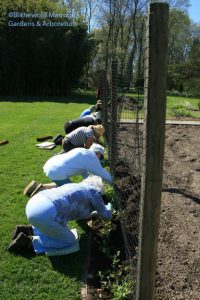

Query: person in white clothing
23 144 112 197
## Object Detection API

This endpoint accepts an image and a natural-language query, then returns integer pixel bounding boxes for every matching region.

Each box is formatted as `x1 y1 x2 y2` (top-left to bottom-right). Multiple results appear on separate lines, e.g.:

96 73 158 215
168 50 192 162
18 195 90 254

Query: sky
188 0 200 23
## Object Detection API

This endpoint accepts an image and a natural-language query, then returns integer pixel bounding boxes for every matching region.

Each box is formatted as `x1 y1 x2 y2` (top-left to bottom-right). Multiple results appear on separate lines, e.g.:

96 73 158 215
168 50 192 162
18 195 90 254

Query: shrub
172 107 192 117
180 92 192 98
167 90 181 97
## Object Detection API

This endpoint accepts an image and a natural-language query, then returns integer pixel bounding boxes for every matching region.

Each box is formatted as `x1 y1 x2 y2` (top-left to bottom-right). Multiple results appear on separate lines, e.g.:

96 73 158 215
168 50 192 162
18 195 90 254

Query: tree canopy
0 0 95 96
0 0 200 97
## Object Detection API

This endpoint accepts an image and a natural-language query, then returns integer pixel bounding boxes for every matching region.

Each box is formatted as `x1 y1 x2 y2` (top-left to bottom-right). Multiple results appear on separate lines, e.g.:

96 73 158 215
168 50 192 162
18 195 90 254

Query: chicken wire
100 61 143 296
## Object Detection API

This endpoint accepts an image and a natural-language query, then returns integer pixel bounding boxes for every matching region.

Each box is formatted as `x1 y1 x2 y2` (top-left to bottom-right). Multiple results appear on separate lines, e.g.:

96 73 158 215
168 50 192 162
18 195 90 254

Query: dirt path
156 125 200 300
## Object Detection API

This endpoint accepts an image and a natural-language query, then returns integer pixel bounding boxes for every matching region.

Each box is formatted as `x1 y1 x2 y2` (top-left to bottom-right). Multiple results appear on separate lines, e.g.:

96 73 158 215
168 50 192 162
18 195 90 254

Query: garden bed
86 213 127 300
85 123 200 300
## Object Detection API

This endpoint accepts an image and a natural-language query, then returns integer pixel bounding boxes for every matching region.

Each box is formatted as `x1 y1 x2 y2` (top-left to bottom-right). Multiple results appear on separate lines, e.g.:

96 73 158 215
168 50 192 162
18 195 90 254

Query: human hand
105 202 112 211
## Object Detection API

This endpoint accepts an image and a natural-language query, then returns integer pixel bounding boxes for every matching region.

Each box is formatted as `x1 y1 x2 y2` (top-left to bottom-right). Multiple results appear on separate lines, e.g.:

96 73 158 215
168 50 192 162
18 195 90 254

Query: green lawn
120 94 200 120
166 96 200 118
0 91 199 299
0 94 96 300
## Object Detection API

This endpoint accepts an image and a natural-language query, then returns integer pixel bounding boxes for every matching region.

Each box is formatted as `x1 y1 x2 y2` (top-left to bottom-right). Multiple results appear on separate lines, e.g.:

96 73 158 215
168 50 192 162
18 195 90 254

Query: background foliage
0 0 95 96
0 0 200 97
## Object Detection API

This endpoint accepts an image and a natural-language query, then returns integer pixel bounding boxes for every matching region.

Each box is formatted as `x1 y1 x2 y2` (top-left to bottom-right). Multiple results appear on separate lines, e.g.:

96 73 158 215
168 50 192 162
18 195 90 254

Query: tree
0 0 95 96
168 9 191 64
185 38 200 96
89 0 191 89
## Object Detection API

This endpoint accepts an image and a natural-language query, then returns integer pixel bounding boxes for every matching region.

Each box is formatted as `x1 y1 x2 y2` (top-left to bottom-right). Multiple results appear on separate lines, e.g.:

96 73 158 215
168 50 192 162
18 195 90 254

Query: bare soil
86 124 200 300
156 125 200 300
86 214 126 300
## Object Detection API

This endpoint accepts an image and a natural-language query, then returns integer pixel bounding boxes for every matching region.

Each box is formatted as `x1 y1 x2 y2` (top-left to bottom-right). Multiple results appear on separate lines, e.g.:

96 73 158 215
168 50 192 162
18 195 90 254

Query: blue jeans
26 196 75 254
54 178 72 186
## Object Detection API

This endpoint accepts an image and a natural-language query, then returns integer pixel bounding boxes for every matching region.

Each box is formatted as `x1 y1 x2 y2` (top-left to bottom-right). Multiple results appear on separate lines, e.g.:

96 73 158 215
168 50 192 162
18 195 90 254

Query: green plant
105 185 116 203
112 273 133 300
172 107 192 117
198 100 200 110
98 252 132 300
93 218 114 258
168 104 192 117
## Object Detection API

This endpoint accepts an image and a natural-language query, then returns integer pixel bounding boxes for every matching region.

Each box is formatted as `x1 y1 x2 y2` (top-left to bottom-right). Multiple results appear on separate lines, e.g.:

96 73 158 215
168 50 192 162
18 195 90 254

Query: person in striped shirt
62 125 105 153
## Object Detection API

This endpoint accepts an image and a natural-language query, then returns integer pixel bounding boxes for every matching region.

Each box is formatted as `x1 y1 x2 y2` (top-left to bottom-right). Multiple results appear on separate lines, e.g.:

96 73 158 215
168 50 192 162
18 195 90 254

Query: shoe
30 184 45 197
0 140 9 146
12 225 33 240
23 180 39 196
52 134 64 145
36 136 53 142
8 232 32 252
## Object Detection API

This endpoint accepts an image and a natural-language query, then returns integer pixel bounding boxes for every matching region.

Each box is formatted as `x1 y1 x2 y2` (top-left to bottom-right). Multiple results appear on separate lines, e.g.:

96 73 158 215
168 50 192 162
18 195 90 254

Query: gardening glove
105 202 112 211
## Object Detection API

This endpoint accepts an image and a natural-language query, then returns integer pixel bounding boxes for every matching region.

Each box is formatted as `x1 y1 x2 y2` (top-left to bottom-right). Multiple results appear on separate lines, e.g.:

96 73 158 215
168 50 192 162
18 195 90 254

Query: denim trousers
26 195 76 254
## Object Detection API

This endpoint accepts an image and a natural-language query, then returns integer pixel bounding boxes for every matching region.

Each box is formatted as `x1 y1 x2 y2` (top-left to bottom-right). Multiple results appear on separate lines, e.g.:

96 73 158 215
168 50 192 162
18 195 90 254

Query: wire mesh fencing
99 4 169 298
100 60 144 296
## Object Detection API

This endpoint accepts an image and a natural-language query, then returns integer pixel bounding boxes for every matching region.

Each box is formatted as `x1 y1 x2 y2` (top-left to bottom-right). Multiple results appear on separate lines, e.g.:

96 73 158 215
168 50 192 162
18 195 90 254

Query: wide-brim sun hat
89 125 105 136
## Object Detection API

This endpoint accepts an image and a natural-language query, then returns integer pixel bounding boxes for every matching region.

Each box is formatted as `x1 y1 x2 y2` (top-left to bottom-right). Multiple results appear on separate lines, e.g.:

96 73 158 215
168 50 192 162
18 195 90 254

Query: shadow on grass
48 231 89 279
9 226 90 279
0 92 96 105
9 248 37 259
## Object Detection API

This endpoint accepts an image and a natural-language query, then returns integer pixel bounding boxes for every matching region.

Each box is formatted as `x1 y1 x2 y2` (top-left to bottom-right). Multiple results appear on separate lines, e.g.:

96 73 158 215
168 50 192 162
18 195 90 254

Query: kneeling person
23 144 112 197
8 176 112 255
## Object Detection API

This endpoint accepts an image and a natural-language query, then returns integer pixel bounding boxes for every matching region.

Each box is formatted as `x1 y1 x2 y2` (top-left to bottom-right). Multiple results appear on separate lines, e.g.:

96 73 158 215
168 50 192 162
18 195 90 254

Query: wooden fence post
136 3 169 300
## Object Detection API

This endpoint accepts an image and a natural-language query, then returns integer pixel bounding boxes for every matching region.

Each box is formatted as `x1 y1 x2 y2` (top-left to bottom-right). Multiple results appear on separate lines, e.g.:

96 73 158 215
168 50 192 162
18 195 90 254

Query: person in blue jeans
8 176 112 255
79 100 102 118
80 105 96 117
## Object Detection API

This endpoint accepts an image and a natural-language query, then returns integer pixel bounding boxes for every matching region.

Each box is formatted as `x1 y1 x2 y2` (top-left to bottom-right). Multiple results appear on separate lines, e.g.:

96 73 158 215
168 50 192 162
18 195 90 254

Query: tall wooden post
136 3 169 300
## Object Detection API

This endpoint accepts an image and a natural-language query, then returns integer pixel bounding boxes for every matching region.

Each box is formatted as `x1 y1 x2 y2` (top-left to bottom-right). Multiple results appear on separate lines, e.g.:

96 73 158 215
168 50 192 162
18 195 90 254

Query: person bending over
8 176 112 256
62 125 104 153
80 105 96 117
79 100 102 118
64 115 102 134
23 143 112 197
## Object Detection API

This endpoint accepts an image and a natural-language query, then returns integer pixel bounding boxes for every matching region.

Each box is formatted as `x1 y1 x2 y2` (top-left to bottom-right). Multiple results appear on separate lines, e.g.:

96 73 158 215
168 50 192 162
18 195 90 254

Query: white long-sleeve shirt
43 148 112 184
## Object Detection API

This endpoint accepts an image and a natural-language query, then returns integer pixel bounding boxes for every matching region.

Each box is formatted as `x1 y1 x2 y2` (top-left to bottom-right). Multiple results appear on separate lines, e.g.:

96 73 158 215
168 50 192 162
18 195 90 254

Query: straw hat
96 100 102 105
89 125 105 136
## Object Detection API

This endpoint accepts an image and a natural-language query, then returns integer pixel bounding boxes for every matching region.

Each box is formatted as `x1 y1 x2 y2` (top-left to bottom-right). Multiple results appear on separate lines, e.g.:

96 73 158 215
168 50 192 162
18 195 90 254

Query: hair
82 175 105 195
94 117 102 124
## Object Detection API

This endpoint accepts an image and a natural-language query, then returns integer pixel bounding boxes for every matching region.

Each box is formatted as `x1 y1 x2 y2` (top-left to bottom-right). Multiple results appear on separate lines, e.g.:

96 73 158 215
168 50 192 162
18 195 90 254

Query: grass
120 94 200 120
166 96 200 119
0 91 199 299
0 94 97 300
